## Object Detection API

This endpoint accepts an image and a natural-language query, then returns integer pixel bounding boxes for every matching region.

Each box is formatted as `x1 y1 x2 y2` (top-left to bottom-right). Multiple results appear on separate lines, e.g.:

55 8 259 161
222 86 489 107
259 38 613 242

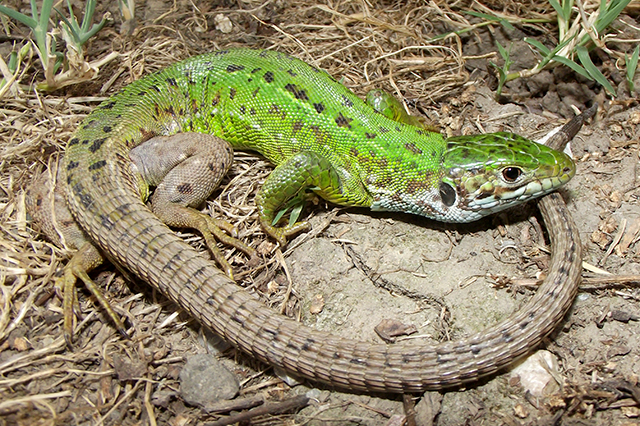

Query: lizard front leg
365 88 438 131
256 151 360 246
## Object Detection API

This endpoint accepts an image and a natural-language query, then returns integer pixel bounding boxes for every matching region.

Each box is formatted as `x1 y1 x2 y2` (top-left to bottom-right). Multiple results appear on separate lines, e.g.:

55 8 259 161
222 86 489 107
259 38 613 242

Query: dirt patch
1 0 639 425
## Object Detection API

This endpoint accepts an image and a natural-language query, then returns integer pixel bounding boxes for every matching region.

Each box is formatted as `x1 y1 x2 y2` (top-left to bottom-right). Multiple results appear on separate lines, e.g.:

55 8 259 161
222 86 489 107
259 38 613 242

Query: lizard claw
260 220 311 247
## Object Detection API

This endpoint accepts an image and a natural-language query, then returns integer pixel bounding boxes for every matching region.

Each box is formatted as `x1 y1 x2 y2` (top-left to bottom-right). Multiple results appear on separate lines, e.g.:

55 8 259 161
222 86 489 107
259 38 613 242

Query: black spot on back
404 142 423 155
335 113 352 129
292 120 304 133
89 160 107 170
211 92 221 107
89 138 107 153
284 83 309 101
226 64 245 73
100 214 114 230
177 183 192 194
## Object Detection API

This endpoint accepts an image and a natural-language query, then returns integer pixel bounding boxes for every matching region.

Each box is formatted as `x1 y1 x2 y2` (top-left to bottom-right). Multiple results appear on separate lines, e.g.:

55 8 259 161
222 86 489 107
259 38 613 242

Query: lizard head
435 132 575 222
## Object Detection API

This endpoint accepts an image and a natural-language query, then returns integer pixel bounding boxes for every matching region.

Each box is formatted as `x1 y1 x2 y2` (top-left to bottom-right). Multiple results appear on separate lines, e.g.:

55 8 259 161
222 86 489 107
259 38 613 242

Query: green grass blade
552 55 592 80
576 46 616 95
594 0 631 33
29 0 38 20
627 46 639 75
548 0 570 21
289 203 304 227
55 8 81 43
626 45 639 92
0 5 37 28
496 40 509 61
524 38 551 56
562 0 574 20
81 0 97 33
38 0 53 30
465 11 515 31
272 208 287 226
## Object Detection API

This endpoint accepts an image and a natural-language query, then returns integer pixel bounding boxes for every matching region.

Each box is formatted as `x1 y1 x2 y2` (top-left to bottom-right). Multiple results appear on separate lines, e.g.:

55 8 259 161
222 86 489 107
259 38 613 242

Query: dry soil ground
1 0 639 425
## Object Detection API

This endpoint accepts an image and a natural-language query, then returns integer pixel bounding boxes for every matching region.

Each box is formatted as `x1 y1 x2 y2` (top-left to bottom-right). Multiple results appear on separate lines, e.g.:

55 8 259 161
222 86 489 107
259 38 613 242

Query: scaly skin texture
56 48 581 392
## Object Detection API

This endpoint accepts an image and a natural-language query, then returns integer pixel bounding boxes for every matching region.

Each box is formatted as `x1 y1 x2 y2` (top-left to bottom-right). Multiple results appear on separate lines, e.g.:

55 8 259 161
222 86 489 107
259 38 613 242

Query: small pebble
180 354 239 407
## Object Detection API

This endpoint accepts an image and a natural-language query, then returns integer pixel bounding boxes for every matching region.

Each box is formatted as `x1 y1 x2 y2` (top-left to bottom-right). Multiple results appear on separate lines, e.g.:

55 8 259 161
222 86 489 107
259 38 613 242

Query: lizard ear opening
439 182 456 207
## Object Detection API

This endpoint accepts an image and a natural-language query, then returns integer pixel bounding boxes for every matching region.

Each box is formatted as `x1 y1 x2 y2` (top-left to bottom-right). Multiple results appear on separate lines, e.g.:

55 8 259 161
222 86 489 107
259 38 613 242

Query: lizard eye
439 182 456 207
502 167 522 183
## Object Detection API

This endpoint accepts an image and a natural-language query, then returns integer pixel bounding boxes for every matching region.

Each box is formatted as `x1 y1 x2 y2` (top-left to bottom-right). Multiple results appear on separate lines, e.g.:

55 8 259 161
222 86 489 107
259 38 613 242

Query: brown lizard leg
130 133 256 279
26 166 126 344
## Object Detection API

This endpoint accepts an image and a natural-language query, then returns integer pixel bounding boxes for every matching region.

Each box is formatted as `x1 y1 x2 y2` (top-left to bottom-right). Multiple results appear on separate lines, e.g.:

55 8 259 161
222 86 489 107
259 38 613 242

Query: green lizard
28 48 577 392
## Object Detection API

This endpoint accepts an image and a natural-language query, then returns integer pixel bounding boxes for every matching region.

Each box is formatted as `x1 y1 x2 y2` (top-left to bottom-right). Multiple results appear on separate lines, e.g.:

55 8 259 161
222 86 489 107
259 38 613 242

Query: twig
207 394 310 426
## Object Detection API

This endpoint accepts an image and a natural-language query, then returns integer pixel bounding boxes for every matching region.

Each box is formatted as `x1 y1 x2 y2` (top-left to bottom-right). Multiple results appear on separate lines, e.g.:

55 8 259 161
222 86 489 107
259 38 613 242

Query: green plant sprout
491 0 633 97
625 45 639 93
56 0 106 51
0 0 116 90
0 0 60 87
489 41 513 97
0 43 32 98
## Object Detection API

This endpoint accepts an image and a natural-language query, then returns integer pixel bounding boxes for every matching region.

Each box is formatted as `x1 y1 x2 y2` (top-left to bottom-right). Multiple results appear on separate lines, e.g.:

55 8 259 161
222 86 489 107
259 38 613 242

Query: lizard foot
259 219 311 247
152 204 257 279
56 243 129 345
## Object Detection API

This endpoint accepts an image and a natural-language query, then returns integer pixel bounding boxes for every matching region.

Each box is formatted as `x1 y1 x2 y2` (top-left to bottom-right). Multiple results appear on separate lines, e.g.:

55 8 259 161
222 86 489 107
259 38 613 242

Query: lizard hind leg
130 133 256 279
26 165 127 345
